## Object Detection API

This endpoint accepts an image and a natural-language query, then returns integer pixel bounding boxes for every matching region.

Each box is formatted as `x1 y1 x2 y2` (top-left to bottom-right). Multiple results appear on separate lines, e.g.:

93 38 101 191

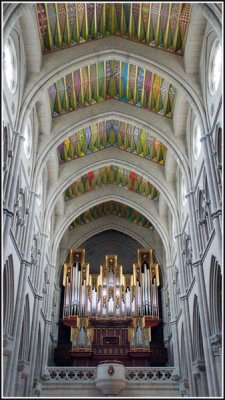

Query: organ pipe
63 249 160 319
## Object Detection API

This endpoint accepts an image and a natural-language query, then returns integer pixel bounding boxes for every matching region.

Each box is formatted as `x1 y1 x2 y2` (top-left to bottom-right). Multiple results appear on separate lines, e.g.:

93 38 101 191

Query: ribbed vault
13 2 209 274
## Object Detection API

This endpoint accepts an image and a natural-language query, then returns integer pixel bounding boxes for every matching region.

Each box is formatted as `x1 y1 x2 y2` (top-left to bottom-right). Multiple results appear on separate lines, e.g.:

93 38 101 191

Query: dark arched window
209 256 222 336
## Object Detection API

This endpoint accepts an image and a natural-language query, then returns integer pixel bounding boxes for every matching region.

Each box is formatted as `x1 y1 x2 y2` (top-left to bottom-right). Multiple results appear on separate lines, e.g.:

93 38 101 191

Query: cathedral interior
2 2 223 398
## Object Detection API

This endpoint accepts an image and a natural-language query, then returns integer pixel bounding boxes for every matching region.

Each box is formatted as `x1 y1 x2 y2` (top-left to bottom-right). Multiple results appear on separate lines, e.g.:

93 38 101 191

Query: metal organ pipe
65 275 70 316
71 263 77 315
125 287 130 316
91 287 97 316
137 279 141 316
77 263 81 314
81 278 86 315
142 265 145 315
146 263 151 315
152 277 157 316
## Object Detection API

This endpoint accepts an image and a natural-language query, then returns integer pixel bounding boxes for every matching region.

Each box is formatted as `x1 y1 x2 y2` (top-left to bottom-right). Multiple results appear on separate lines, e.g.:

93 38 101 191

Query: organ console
60 248 161 367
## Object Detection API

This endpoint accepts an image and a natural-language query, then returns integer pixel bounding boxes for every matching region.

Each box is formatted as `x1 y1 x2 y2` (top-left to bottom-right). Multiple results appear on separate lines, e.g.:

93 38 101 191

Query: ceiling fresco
49 60 177 118
69 201 154 231
36 3 191 55
57 120 167 165
64 165 159 201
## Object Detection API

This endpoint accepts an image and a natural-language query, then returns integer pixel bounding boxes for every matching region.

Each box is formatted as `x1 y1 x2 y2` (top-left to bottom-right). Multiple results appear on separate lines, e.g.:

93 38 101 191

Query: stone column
26 232 49 396
6 191 38 397
166 264 180 379
186 191 220 397
200 134 222 263
4 259 30 397
41 263 56 376
3 133 25 260
210 335 222 394
175 233 196 396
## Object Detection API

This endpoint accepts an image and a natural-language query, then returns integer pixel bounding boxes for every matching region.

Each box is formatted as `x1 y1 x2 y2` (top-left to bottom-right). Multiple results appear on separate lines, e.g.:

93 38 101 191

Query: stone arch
192 295 209 396
52 188 170 266
192 295 204 362
209 256 222 336
3 254 15 337
57 216 164 288
35 103 189 196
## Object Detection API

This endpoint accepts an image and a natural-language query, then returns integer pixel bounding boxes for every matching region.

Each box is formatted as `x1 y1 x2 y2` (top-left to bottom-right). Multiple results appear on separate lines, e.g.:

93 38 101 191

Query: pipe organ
61 248 161 366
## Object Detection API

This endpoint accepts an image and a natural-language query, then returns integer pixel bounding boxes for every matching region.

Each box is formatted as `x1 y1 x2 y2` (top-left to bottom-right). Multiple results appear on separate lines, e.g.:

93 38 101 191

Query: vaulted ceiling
32 2 195 267
36 3 191 55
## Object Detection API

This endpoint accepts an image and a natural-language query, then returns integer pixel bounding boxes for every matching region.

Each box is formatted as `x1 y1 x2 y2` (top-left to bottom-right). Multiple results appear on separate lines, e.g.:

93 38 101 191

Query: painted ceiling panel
69 201 154 231
36 3 191 55
57 120 167 165
64 166 159 202
49 60 176 118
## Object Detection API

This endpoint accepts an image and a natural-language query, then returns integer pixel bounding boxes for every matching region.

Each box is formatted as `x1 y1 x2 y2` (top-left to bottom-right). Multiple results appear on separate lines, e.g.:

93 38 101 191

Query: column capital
185 190 195 199
40 231 49 239
200 131 212 142
211 209 222 220
29 190 40 198
180 294 188 301
21 259 32 268
48 263 56 269
192 259 202 268
3 207 14 218
35 294 43 301
13 131 25 141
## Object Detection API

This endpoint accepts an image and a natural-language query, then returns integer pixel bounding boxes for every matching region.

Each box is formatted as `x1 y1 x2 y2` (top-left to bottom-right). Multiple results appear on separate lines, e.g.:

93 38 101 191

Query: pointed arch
209 256 222 336
192 295 204 362
3 255 15 337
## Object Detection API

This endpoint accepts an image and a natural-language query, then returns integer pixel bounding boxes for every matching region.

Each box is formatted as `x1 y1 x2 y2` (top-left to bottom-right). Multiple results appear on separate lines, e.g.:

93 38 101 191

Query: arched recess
18 294 30 362
52 187 170 266
192 295 209 397
193 296 205 363
209 256 222 337
57 216 164 286
3 254 14 338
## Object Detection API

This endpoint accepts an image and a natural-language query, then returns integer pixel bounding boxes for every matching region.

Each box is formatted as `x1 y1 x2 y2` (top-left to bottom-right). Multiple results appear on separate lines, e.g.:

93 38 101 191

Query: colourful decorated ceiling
57 120 167 165
49 60 176 118
64 166 159 201
69 201 154 231
36 3 191 55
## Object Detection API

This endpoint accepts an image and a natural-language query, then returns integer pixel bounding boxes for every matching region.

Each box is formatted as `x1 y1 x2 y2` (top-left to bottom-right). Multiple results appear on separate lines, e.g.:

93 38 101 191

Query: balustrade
44 366 174 382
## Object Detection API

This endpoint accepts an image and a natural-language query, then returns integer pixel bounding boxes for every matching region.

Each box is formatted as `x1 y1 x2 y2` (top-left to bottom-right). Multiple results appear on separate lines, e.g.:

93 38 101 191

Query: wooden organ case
55 248 167 367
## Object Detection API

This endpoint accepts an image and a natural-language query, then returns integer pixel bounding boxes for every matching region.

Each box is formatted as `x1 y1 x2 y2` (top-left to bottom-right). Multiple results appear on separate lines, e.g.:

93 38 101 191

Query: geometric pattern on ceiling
49 60 177 118
64 166 159 202
57 120 167 165
36 3 191 55
69 201 154 231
